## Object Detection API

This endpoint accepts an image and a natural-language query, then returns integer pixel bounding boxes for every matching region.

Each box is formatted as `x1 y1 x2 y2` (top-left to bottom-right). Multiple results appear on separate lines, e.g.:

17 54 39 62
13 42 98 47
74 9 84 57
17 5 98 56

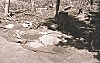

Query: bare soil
0 19 99 63
0 36 99 63
0 0 100 63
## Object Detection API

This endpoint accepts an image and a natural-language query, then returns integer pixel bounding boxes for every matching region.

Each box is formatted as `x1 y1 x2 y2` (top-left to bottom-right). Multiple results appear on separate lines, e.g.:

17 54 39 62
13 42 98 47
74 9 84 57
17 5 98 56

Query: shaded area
39 9 100 61
94 52 100 61
39 3 100 52
41 11 92 49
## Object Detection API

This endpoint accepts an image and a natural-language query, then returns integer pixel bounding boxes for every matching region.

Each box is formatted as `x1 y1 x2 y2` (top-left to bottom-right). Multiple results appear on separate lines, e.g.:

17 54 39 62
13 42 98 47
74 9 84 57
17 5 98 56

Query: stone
50 24 58 30
5 24 14 29
39 35 61 45
22 21 33 28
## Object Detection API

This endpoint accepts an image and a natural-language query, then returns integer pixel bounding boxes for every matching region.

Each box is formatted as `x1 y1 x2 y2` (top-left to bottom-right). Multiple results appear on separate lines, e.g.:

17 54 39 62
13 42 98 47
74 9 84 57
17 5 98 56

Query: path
0 36 99 63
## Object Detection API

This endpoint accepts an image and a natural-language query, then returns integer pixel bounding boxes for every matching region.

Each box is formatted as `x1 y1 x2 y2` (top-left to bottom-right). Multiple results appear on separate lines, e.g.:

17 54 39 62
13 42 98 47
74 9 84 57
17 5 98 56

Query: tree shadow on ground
38 6 100 61
44 11 93 50
42 11 100 62
94 52 100 61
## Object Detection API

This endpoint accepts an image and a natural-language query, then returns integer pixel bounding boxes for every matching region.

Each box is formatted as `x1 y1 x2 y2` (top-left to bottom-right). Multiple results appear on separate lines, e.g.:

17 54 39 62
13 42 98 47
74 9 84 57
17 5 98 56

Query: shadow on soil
44 11 93 50
40 11 100 61
94 52 100 61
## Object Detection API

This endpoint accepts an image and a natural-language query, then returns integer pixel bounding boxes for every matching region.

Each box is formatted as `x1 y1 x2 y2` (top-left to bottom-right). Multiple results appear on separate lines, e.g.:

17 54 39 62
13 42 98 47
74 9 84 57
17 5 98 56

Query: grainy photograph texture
0 0 100 63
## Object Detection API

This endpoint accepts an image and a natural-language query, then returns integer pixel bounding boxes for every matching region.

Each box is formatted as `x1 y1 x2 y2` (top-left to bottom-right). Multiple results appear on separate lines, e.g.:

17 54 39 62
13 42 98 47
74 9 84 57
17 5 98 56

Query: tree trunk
55 0 60 18
4 0 10 17
31 0 35 12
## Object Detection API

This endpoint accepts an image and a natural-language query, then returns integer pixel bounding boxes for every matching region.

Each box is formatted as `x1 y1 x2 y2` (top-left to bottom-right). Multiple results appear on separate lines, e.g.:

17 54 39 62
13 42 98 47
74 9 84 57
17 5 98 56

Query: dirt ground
0 0 100 63
0 21 99 63
0 36 99 63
